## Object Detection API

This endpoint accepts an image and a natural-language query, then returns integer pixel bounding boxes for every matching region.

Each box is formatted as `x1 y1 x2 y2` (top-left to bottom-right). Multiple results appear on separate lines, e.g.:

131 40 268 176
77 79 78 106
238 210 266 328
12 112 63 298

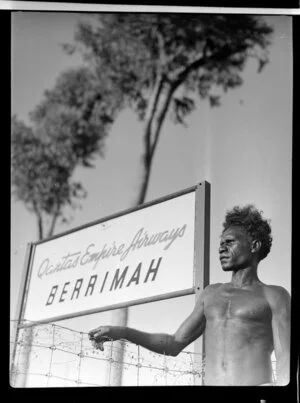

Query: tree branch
47 207 60 238
32 201 44 240
143 73 165 163
155 28 167 68
151 82 178 157
170 45 234 89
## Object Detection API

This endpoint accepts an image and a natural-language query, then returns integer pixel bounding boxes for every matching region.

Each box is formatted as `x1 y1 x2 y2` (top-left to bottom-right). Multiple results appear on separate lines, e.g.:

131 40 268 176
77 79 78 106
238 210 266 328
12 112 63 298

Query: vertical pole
193 182 210 386
19 326 35 387
77 331 84 387
10 243 34 387
46 324 56 387
106 340 113 386
106 307 128 386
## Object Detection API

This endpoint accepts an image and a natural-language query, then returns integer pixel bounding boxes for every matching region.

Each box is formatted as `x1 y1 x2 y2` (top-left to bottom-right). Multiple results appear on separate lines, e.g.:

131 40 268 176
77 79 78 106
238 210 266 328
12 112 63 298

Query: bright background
11 11 292 385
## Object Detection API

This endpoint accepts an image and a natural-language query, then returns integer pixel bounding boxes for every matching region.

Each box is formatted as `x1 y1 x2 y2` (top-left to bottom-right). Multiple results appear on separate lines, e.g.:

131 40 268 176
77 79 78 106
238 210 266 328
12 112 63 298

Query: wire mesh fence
10 321 205 387
10 321 276 387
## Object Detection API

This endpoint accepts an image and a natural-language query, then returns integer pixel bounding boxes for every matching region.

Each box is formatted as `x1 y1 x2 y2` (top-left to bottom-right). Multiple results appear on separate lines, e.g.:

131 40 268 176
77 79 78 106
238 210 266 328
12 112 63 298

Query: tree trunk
109 79 179 386
135 79 180 205
47 209 60 238
33 203 44 241
37 213 43 241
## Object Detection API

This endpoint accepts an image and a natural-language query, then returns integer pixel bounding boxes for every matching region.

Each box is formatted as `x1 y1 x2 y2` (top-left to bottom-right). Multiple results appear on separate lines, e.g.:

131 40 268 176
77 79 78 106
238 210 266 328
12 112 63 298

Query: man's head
219 205 272 271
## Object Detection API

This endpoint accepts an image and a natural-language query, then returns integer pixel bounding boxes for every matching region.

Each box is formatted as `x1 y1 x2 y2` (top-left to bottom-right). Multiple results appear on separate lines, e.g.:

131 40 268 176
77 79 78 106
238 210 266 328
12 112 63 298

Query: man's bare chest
204 287 272 322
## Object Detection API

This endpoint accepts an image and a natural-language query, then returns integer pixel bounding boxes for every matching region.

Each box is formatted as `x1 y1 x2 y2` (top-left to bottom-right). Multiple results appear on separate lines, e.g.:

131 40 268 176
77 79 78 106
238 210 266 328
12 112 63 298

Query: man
88 205 290 386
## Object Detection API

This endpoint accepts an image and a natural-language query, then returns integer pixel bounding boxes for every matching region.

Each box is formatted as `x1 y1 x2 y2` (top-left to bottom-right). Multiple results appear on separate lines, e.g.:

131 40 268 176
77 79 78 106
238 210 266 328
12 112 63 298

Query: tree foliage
12 13 273 239
30 67 117 167
63 13 272 204
11 68 118 239
11 115 85 239
67 14 272 118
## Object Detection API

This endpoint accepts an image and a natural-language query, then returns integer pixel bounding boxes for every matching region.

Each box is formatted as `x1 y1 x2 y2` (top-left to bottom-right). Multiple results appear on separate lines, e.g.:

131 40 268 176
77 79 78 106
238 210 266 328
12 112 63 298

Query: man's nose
219 244 226 254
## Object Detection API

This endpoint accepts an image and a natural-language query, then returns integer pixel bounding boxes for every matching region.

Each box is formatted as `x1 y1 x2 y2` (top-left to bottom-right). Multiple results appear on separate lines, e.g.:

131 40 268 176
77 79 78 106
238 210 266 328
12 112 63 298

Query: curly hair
222 204 273 261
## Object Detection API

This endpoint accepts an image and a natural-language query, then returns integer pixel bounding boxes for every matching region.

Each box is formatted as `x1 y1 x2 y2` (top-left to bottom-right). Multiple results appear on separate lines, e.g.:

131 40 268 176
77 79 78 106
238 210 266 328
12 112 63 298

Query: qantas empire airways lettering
38 224 188 307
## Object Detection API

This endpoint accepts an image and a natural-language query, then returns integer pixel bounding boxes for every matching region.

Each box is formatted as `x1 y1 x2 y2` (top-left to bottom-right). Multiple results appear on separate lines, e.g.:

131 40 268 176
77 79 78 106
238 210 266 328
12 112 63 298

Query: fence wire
10 321 276 387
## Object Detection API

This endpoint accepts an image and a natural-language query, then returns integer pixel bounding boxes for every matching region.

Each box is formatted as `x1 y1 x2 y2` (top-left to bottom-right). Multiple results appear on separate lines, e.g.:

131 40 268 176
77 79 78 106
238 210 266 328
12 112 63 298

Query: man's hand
88 326 125 351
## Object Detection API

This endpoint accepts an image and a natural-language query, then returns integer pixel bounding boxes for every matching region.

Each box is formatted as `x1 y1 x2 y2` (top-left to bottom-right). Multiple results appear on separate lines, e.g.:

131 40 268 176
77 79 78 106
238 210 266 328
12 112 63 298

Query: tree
63 13 273 205
12 115 81 240
60 13 274 386
11 67 116 239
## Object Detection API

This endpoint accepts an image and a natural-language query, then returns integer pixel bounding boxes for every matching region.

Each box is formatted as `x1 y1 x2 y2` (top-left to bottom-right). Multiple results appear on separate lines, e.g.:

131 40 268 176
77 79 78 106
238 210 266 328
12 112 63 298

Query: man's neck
230 266 260 288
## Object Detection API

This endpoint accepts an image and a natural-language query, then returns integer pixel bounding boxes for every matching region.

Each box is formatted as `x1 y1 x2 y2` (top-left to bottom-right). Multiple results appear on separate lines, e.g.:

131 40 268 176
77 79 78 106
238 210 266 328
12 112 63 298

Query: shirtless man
88 205 291 386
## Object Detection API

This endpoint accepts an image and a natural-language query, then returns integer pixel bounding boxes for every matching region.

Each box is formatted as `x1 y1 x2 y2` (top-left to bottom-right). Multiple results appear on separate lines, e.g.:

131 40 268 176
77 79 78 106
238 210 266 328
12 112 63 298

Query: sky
11 12 293 386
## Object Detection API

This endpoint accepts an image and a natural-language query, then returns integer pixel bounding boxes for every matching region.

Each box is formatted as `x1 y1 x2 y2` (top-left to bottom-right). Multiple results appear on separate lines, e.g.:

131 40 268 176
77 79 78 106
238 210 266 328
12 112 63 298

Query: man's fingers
91 332 102 341
88 326 109 340
88 328 101 339
94 335 111 343
91 340 104 351
89 332 112 353
89 330 103 341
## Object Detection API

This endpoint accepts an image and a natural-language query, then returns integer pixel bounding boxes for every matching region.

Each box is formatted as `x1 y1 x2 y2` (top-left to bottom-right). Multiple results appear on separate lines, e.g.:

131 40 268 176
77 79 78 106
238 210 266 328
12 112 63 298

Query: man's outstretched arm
89 288 207 356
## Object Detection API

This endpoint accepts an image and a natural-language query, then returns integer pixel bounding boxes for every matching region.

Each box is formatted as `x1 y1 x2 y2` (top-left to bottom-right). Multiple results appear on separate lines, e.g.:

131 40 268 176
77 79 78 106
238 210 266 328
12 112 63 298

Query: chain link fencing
10 321 205 387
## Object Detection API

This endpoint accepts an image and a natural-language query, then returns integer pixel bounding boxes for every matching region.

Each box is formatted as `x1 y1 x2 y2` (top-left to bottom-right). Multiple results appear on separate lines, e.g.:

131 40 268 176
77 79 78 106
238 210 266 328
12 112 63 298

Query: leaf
209 95 221 108
172 96 196 126
60 43 76 55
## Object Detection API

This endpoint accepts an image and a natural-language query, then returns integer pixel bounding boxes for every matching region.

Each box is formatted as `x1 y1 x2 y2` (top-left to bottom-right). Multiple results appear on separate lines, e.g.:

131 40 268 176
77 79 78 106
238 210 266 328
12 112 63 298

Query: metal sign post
193 181 210 385
10 242 35 387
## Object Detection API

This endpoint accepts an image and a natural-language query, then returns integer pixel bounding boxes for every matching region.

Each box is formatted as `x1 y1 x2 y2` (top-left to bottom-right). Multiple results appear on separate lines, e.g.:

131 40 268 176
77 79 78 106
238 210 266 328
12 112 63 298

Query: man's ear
251 239 261 254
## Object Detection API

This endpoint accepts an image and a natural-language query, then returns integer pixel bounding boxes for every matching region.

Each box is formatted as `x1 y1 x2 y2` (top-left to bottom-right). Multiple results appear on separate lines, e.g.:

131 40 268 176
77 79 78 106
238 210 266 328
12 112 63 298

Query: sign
22 183 210 325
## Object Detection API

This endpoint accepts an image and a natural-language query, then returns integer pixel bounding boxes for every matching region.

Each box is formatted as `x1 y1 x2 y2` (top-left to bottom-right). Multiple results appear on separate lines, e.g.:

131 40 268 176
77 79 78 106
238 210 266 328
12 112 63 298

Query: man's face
219 226 254 271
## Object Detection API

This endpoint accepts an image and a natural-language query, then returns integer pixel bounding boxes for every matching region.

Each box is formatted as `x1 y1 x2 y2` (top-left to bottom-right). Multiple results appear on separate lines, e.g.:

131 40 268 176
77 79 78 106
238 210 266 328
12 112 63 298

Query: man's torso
202 282 274 385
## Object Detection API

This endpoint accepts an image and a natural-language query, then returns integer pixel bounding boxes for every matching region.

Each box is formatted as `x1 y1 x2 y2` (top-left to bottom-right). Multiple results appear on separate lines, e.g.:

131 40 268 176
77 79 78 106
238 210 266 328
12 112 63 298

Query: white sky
11 12 293 385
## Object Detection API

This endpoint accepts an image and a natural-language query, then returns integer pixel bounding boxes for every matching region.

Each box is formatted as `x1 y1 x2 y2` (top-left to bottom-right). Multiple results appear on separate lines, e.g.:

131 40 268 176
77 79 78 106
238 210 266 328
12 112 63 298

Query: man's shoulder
262 283 290 296
203 283 224 295
195 283 223 305
261 283 291 307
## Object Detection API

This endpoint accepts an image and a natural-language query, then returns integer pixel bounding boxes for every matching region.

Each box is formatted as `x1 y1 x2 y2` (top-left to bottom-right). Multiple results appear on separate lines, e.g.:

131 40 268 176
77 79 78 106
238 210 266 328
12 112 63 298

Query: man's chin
221 265 233 272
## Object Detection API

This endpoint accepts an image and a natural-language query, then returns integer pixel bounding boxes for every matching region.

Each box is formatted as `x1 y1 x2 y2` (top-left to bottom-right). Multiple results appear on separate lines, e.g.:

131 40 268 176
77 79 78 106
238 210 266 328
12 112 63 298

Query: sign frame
16 181 210 329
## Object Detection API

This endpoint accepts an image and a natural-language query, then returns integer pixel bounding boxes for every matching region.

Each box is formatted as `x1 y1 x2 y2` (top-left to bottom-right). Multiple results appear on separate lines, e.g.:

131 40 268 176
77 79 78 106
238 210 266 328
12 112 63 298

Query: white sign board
22 184 209 324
